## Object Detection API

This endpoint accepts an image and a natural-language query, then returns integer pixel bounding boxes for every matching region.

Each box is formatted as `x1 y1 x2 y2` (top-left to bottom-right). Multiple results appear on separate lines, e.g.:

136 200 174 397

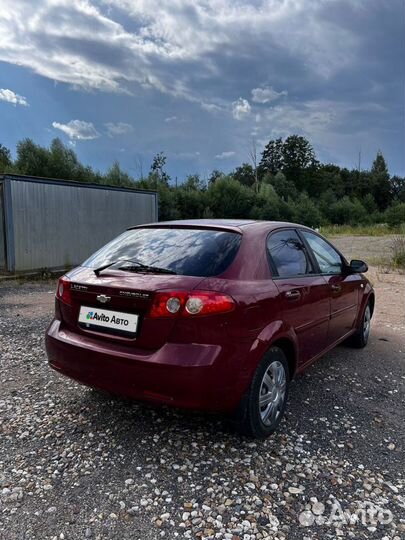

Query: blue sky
0 0 404 181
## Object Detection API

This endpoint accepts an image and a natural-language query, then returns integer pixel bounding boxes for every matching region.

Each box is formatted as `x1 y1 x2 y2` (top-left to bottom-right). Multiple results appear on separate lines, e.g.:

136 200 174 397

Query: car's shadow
67 345 342 447
63 333 402 473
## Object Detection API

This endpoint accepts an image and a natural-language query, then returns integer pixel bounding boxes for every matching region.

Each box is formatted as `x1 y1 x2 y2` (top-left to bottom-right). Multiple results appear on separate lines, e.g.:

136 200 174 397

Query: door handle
285 289 301 300
331 284 342 293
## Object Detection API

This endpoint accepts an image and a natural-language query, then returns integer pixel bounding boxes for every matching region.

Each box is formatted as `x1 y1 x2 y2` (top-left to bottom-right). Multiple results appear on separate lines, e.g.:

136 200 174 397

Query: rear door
267 229 330 366
300 230 360 345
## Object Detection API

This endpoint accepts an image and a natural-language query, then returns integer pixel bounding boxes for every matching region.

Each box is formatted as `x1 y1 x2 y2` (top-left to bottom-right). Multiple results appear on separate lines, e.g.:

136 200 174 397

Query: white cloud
105 122 133 136
251 86 287 104
263 101 336 138
215 151 236 159
0 88 28 106
0 0 360 104
200 102 222 113
232 98 251 120
164 116 178 123
52 120 100 140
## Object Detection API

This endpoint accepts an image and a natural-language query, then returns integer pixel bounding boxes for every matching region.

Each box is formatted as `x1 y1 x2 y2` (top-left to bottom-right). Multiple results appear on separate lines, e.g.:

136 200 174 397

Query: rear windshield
82 228 242 277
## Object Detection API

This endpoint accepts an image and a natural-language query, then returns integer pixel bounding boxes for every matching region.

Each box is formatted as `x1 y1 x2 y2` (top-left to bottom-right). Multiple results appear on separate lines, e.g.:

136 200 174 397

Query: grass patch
391 236 405 269
365 236 405 272
320 223 405 237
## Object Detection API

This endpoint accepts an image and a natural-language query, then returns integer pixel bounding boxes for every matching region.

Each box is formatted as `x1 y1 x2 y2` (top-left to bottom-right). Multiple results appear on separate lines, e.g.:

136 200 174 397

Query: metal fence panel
9 179 157 272
0 183 5 269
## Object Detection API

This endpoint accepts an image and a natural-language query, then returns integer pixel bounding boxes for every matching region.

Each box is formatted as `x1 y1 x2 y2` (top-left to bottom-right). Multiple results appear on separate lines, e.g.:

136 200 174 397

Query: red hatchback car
46 220 374 438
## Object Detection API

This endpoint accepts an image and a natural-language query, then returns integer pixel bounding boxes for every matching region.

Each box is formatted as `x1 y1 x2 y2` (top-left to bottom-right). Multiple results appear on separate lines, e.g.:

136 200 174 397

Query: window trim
266 227 316 280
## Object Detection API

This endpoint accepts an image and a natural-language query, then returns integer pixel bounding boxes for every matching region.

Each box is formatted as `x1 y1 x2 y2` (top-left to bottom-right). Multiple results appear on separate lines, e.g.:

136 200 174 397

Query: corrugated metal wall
0 183 6 269
8 179 157 272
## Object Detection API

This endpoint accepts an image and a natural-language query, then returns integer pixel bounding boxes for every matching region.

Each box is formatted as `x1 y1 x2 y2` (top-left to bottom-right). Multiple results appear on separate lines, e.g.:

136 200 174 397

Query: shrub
207 177 254 218
292 193 323 228
328 196 367 225
385 203 405 228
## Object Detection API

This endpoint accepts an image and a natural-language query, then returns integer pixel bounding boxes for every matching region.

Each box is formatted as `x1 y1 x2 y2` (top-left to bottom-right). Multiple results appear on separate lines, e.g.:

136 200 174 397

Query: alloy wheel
259 360 287 426
363 305 371 341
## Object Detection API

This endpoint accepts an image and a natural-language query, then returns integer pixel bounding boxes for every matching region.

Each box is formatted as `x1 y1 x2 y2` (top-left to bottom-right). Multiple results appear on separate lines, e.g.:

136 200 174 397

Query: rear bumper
45 319 246 412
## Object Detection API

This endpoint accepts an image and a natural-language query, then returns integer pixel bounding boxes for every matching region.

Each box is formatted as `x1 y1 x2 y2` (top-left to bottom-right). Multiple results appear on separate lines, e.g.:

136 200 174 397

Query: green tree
292 193 322 228
105 161 134 187
232 163 255 187
250 183 282 220
318 164 345 198
362 193 378 214
306 166 339 198
207 177 254 218
47 138 81 180
370 151 392 210
150 152 170 186
202 206 214 218
15 138 50 177
0 143 12 171
136 176 179 221
259 138 283 175
269 171 298 201
182 174 205 191
281 135 318 191
319 188 337 221
176 187 206 219
390 176 405 202
385 203 405 228
329 196 367 225
208 169 225 185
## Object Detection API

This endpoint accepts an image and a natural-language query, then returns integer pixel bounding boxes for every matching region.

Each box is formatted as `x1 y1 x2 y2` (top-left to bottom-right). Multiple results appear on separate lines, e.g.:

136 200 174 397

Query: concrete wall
5 177 157 272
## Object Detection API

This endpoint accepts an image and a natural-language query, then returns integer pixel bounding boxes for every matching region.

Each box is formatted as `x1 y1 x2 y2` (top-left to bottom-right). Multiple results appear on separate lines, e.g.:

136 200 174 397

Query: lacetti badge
86 310 129 327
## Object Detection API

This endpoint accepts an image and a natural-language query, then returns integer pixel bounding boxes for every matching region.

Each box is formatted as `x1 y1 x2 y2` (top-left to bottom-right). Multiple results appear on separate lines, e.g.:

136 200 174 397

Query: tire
233 346 290 438
349 302 372 348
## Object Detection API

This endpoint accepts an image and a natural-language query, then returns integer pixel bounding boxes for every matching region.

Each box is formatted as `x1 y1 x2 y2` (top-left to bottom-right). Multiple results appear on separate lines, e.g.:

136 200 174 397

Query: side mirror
348 259 368 274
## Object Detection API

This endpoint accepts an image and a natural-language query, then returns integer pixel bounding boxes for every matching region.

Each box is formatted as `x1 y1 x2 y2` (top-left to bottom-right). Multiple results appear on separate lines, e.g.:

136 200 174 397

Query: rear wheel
233 347 289 438
349 302 372 348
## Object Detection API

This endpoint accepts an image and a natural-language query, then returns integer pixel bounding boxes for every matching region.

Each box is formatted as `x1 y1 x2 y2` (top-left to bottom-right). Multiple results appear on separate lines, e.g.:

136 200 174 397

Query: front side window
267 229 312 277
302 231 342 274
82 227 242 277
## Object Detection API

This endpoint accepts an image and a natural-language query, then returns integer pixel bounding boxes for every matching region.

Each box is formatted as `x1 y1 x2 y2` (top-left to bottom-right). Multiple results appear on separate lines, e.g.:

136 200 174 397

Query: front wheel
233 347 289 438
349 302 372 348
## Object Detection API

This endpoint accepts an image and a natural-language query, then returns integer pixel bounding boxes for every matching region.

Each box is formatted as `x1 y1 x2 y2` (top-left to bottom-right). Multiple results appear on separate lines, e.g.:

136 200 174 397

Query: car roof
128 219 313 234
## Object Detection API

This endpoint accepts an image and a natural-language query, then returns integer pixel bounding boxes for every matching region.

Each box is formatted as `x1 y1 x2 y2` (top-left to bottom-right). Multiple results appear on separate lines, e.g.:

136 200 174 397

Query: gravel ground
0 270 404 540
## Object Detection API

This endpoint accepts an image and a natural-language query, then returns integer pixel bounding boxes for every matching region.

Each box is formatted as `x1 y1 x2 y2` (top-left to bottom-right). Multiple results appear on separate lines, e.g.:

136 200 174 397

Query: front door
300 230 359 345
267 229 330 366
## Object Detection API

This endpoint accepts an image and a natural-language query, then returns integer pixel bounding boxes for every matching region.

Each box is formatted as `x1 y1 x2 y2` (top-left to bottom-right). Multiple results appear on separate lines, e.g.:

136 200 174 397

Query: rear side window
267 229 312 277
301 231 342 274
83 228 242 277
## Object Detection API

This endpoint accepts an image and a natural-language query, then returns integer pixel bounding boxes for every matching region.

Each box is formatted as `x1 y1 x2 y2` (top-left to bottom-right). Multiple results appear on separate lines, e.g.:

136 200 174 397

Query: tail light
56 276 72 306
149 290 235 318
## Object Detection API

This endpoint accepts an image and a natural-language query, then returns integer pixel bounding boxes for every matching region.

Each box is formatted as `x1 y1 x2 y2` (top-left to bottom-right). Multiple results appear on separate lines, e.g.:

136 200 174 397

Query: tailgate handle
285 289 301 300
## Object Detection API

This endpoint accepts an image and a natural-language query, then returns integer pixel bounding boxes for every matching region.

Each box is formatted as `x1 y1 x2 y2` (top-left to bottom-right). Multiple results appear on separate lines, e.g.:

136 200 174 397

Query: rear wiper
93 259 144 276
94 259 176 276
118 264 177 275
